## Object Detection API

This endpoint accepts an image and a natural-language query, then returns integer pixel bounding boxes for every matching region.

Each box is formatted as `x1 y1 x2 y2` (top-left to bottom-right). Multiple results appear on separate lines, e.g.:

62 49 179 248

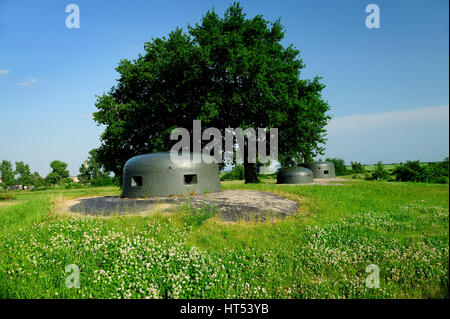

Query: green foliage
325 158 349 176
111 176 122 186
78 165 89 184
93 3 330 183
260 172 278 179
425 159 449 184
0 160 15 189
60 178 82 189
392 160 426 182
78 149 112 185
220 165 245 181
366 161 391 181
45 172 61 185
351 161 365 174
45 160 69 185
0 193 15 201
15 161 34 186
182 201 216 227
33 172 46 187
50 160 70 178
393 158 449 184
91 177 114 187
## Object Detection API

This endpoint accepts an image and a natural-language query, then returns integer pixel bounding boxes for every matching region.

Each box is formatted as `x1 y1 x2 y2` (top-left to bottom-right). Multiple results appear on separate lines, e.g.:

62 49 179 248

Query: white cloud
18 78 38 86
327 105 449 133
0 70 10 75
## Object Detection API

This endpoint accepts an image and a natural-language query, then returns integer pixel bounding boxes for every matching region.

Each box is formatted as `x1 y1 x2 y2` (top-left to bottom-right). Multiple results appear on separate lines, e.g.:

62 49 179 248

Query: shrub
393 158 449 184
260 172 277 179
32 186 49 191
182 200 216 226
52 178 85 189
91 177 114 186
45 172 61 185
111 176 121 186
220 165 245 181
62 183 85 190
350 161 365 174
366 161 391 181
424 158 449 184
0 193 15 201
392 161 426 182
325 158 349 176
431 176 449 184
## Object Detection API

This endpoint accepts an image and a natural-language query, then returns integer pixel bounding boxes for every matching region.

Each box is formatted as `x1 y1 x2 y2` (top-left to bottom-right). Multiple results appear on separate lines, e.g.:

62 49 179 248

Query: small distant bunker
305 162 336 179
122 152 220 198
277 167 314 184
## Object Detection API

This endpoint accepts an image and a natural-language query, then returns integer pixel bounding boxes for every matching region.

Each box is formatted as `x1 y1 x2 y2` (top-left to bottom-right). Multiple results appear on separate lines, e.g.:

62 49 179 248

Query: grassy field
361 164 397 171
0 180 448 299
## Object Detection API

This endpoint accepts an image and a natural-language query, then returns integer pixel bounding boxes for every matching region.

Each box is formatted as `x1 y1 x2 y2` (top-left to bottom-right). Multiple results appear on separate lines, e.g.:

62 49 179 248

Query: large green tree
45 160 70 185
0 160 15 189
15 161 34 186
94 3 330 183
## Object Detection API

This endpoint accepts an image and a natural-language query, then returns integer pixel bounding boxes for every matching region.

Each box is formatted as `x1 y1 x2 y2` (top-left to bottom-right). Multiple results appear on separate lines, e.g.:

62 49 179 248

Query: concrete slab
63 190 299 222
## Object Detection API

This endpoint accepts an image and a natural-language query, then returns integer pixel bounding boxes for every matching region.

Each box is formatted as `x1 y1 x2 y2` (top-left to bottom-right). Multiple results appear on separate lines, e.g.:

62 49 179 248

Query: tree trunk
242 136 259 183
244 162 259 183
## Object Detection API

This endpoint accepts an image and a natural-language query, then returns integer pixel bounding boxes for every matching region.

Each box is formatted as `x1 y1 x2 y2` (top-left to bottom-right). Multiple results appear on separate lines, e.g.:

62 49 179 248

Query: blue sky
0 0 448 175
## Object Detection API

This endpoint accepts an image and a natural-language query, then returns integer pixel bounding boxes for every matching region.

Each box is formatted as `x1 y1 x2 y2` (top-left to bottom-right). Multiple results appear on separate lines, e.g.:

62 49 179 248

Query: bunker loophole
131 176 142 187
184 174 198 185
324 170 329 174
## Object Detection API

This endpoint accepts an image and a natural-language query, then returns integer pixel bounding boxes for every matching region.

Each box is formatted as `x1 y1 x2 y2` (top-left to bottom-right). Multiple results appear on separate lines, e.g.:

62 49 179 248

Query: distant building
69 176 79 183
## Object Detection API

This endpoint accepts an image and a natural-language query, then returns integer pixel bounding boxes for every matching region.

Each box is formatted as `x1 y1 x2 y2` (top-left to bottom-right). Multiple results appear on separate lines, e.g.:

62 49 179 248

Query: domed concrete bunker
305 162 336 179
277 167 314 184
122 152 221 198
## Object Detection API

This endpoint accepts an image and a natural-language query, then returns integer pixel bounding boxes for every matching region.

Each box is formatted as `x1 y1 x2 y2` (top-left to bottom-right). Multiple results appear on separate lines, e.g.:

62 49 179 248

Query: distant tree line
391 158 449 184
0 159 71 190
328 157 449 184
0 149 118 191
221 157 449 184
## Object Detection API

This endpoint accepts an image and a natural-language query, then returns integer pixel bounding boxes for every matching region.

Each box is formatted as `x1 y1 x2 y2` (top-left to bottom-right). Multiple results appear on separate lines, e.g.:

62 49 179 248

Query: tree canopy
0 160 15 189
45 160 70 185
15 161 34 186
94 3 330 183
78 149 110 184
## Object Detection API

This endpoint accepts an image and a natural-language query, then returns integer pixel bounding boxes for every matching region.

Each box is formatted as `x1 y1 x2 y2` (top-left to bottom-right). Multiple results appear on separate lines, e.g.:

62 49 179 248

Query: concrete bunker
122 152 220 198
277 167 314 184
305 162 336 179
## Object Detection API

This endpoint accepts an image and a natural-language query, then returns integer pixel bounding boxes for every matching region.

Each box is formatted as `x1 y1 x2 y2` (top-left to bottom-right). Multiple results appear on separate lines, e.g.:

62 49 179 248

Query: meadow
0 179 448 299
361 164 397 171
